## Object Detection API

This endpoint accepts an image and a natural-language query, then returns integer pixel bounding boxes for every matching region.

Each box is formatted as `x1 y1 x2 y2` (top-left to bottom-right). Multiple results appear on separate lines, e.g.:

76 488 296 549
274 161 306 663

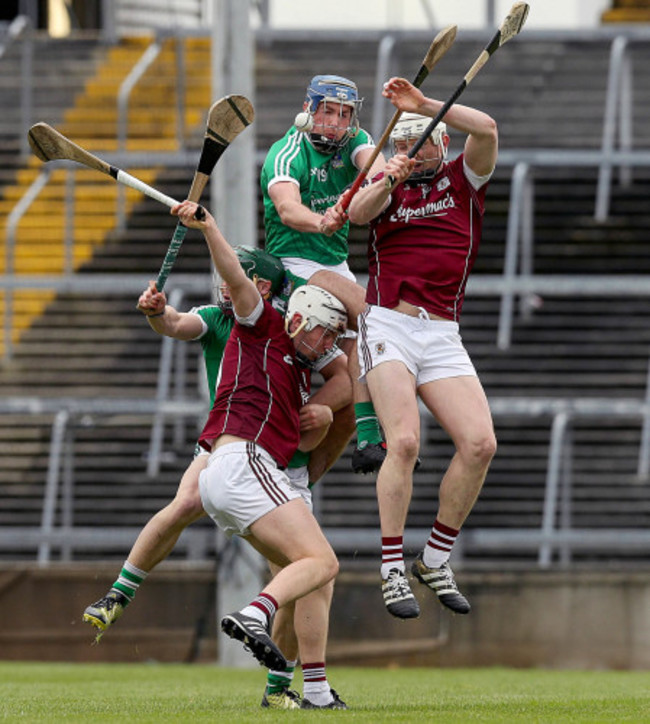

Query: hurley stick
155 95 254 290
28 122 183 209
339 24 457 213
398 2 530 169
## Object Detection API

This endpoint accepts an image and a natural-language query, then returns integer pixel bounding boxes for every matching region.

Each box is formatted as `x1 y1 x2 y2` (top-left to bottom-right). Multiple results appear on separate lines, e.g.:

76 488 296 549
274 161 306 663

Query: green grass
1 663 649 722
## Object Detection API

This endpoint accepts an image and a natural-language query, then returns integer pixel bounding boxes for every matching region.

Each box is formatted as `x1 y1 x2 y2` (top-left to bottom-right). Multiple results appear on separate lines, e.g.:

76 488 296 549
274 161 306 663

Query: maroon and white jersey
199 300 311 468
366 154 489 321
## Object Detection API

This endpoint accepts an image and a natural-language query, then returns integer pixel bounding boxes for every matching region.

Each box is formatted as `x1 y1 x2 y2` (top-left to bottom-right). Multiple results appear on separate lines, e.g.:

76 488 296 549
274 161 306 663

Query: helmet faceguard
285 284 348 365
301 75 362 154
389 112 448 179
216 245 286 312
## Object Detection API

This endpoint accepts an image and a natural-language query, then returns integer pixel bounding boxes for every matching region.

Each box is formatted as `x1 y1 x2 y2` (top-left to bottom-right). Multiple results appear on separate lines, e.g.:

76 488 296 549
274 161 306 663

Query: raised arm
383 77 498 177
173 201 261 318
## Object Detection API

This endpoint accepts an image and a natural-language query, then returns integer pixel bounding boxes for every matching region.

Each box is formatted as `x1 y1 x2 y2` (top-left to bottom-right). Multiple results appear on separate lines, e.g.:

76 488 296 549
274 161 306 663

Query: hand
137 280 167 316
172 200 212 229
384 154 416 188
299 403 333 432
382 77 427 114
319 204 347 236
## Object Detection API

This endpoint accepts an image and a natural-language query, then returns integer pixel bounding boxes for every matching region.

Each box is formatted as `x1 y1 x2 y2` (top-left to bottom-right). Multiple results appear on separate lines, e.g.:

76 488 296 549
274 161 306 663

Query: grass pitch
1 662 649 722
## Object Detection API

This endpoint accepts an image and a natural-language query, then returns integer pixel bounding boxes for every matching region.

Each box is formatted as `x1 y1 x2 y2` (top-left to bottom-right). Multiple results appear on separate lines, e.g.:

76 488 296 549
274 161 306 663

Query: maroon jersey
199 300 311 468
366 154 488 321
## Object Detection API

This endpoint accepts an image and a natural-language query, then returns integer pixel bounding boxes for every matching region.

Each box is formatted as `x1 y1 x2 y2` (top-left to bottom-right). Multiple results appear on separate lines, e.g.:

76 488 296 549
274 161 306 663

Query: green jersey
190 304 234 407
261 127 375 266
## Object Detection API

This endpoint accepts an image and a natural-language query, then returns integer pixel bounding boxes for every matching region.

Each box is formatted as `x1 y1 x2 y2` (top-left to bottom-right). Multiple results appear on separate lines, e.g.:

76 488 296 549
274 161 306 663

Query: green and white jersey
189 304 234 407
261 127 375 266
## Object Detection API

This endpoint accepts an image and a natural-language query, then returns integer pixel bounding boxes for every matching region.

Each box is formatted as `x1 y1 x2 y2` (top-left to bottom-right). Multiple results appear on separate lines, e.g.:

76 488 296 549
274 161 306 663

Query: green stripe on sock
265 669 294 694
120 567 144 584
354 402 382 446
112 582 134 601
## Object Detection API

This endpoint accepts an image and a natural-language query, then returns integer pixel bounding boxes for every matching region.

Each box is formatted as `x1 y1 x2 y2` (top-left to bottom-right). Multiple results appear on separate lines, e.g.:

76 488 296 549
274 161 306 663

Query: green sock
266 661 296 693
355 401 383 448
111 560 148 604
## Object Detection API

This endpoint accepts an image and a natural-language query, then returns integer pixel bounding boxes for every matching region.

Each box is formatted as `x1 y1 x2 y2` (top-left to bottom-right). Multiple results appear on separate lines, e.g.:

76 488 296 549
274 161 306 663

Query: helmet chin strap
287 316 308 339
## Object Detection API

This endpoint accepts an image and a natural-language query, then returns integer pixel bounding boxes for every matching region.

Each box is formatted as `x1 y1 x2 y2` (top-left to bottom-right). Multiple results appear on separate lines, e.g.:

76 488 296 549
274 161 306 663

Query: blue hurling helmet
304 75 362 154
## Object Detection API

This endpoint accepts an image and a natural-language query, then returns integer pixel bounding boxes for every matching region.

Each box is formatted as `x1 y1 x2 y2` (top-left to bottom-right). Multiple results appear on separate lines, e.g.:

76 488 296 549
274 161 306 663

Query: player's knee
170 488 204 522
463 431 497 469
389 430 420 463
321 549 339 583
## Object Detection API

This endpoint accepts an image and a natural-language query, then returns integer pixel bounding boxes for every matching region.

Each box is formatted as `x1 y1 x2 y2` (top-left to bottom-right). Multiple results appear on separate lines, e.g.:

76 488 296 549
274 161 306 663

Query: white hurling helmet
285 285 347 338
389 112 448 171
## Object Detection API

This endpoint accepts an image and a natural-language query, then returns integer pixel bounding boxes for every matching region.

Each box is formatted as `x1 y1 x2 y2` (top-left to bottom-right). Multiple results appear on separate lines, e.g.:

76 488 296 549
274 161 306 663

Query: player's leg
221 500 338 670
204 445 338 669
366 360 422 619
307 402 355 483
412 375 496 613
294 581 346 710
261 560 301 710
82 453 208 635
129 452 208 568
260 573 345 710
308 269 385 472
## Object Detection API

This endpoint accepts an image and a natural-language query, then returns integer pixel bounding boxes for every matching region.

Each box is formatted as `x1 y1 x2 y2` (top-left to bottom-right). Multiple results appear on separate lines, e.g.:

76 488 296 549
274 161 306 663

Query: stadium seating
2 30 650 566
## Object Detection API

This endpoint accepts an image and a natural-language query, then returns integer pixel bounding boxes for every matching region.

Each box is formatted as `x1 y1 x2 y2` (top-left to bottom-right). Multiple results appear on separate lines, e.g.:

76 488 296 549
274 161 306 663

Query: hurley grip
194 205 206 221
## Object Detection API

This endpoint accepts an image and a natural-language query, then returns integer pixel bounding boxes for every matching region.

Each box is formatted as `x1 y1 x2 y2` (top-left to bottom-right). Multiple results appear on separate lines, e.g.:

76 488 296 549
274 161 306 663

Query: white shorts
358 305 477 386
281 256 356 284
198 441 303 538
286 465 313 511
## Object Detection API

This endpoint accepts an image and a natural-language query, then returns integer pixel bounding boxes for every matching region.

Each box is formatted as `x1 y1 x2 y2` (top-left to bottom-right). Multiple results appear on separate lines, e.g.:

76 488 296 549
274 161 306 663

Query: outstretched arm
136 280 204 340
173 201 261 318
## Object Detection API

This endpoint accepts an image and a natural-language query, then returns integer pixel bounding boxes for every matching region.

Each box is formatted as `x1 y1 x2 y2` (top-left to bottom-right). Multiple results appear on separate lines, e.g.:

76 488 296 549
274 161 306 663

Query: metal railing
0 396 209 565
146 287 209 477
0 14 33 155
324 396 650 568
493 147 650 352
596 34 633 221
3 394 650 566
1 153 205 362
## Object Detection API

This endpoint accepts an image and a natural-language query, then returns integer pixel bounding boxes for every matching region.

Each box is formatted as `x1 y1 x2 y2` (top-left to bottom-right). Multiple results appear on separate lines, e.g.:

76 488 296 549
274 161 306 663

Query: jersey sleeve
262 130 306 190
349 128 376 166
187 306 211 340
234 295 265 327
463 156 493 191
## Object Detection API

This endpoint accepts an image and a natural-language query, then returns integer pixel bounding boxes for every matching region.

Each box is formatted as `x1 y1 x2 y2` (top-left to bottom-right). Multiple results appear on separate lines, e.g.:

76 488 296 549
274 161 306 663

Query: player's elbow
274 199 298 227
347 199 375 227
346 205 364 226
480 115 498 145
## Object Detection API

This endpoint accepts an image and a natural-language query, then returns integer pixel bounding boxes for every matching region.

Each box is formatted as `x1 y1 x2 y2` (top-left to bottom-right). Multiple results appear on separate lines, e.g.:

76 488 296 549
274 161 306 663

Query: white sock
422 547 449 568
239 605 267 625
381 561 405 579
303 681 332 706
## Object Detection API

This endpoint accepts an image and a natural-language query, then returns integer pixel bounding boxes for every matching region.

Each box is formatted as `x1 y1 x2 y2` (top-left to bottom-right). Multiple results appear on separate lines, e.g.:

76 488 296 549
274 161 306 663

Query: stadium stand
2 28 650 569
